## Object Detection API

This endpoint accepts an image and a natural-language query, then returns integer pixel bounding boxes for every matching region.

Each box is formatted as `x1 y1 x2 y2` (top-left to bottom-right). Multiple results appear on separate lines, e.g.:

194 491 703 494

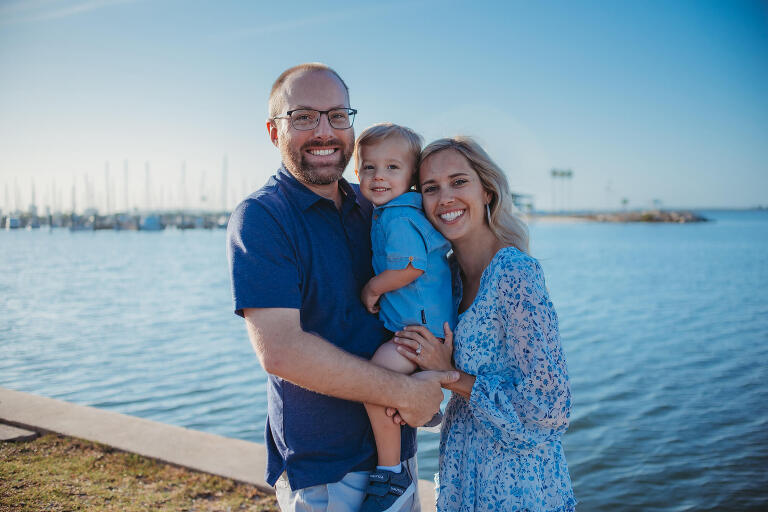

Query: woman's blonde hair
419 136 529 254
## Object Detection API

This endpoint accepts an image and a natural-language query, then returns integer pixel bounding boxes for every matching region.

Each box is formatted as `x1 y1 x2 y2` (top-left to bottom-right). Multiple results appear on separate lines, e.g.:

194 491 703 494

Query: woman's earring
486 203 492 224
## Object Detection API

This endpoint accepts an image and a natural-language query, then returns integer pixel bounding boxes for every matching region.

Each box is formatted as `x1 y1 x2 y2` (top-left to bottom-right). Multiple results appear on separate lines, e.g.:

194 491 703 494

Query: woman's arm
395 255 572 445
466 256 571 450
442 370 476 399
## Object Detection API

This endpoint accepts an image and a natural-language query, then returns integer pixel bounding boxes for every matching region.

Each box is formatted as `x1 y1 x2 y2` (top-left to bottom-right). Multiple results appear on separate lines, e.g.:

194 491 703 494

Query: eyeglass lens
290 109 353 130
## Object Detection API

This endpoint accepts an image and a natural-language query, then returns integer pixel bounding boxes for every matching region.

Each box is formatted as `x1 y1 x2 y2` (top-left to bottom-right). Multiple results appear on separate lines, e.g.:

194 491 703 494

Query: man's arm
243 307 457 426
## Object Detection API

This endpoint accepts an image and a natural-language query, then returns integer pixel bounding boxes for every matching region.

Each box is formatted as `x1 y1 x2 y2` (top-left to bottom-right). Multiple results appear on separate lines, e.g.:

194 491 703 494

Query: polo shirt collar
376 190 422 210
276 165 361 211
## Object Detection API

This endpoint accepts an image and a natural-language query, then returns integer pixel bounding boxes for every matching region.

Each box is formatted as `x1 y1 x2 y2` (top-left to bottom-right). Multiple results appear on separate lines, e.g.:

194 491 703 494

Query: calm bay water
2 210 767 510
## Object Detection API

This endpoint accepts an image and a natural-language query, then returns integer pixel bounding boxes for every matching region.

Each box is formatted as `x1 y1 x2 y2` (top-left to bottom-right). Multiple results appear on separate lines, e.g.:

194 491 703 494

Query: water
2 210 767 510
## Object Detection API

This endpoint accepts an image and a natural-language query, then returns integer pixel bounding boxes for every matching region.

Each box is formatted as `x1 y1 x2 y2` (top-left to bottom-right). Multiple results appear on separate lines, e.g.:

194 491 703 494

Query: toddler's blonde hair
354 123 423 184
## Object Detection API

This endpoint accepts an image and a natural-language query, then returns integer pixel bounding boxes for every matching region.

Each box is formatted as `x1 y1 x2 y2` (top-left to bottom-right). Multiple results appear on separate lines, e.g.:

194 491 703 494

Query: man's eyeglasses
273 108 357 131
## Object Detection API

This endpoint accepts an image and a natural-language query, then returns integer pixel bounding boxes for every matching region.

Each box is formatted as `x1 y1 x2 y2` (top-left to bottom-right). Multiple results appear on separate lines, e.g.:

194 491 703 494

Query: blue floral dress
437 247 576 511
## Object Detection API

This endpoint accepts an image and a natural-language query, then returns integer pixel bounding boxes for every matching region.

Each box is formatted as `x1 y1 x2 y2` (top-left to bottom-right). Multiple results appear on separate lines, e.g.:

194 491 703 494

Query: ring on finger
416 343 422 355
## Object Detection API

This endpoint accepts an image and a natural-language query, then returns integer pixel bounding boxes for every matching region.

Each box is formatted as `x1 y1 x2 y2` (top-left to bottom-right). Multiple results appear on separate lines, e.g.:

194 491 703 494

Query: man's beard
281 138 353 186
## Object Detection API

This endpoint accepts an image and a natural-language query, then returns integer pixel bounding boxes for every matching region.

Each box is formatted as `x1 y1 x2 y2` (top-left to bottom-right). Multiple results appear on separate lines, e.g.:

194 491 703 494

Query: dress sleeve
226 200 301 316
382 216 428 272
468 256 572 450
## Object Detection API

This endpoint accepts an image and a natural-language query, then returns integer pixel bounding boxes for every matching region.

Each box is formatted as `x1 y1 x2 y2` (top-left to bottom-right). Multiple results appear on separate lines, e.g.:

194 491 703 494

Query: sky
1 0 766 213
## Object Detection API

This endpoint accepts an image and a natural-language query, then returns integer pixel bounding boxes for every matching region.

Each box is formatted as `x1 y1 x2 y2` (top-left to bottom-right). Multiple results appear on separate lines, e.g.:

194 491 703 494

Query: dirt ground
0 432 278 511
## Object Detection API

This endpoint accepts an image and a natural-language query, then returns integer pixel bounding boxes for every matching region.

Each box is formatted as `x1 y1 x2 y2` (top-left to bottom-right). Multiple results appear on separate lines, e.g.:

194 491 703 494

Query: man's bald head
268 63 349 121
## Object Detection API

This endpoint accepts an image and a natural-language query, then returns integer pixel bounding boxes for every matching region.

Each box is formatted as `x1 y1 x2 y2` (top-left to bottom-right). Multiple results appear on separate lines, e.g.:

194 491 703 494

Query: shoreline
528 209 710 224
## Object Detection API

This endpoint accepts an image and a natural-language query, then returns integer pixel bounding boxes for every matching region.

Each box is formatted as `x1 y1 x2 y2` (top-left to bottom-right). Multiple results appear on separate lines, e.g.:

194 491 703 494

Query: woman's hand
393 322 454 372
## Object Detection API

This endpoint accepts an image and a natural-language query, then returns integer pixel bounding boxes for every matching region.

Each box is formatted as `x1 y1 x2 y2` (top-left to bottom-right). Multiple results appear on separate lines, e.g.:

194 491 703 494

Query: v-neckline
457 246 517 319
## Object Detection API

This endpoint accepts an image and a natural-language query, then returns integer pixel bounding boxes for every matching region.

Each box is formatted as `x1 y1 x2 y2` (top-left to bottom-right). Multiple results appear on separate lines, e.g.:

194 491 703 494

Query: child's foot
359 467 415 512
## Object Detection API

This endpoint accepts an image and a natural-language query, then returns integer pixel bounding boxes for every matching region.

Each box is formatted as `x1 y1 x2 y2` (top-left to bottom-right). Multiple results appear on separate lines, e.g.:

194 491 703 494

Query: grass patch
0 433 278 511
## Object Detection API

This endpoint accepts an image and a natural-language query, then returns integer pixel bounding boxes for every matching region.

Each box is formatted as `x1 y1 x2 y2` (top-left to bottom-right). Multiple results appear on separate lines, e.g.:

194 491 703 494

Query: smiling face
356 136 416 206
269 70 354 186
419 148 492 243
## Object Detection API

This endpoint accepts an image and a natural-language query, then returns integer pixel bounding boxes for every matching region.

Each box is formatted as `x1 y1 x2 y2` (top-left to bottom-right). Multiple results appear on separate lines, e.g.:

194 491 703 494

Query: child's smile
356 137 416 206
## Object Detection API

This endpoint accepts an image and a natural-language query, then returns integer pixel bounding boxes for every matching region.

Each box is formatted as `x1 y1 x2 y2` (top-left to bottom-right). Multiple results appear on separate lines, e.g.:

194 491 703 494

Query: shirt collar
375 190 422 210
276 165 361 211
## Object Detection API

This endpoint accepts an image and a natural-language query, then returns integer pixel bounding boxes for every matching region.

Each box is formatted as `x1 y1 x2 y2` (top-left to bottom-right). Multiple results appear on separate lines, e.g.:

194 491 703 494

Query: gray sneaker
421 410 443 431
359 467 415 512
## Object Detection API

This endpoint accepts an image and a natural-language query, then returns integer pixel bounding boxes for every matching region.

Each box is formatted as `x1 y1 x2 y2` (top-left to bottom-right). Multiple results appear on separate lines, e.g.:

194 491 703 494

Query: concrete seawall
0 387 436 511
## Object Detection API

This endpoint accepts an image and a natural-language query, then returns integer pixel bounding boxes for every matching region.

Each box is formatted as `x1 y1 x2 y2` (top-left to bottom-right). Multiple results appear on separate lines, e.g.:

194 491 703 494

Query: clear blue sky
1 0 766 212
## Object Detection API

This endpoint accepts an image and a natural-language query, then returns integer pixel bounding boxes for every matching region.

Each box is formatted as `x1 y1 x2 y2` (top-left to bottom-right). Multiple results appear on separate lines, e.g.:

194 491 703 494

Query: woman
392 137 576 511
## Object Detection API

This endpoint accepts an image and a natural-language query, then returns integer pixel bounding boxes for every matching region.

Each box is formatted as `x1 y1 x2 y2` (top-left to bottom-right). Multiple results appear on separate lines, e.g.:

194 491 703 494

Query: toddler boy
354 123 456 512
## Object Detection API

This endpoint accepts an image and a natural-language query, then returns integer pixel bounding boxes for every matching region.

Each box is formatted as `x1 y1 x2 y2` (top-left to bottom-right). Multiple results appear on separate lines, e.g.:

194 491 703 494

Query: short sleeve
226 200 301 316
382 216 428 272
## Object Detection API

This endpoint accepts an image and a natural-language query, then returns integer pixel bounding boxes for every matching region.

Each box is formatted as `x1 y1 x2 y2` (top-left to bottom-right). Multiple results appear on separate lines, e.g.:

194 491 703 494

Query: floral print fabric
437 247 576 511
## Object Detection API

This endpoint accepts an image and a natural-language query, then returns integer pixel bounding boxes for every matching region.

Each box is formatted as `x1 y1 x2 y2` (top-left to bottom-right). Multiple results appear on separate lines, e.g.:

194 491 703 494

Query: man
227 63 457 512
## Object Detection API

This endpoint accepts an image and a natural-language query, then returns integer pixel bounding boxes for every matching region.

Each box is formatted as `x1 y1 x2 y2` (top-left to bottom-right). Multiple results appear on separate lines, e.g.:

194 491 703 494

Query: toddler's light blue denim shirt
371 191 456 337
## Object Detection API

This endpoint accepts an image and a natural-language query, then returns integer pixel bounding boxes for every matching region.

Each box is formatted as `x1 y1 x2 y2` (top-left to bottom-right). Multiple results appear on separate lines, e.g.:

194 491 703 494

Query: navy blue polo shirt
226 166 417 491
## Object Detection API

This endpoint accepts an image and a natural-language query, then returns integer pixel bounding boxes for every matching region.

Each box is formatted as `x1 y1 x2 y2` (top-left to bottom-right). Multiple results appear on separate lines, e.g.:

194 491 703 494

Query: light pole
550 169 574 213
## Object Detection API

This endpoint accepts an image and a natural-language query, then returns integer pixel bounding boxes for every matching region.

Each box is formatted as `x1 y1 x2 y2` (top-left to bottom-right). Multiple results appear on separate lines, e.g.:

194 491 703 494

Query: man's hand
361 280 381 314
396 370 459 427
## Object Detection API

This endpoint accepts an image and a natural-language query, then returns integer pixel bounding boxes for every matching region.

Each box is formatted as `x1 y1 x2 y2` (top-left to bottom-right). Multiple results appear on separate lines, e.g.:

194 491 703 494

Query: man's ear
266 120 279 148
